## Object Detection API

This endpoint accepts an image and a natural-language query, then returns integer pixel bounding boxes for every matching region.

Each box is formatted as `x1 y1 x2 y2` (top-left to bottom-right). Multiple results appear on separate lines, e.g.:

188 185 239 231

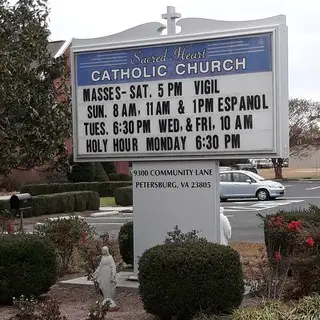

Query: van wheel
256 189 270 201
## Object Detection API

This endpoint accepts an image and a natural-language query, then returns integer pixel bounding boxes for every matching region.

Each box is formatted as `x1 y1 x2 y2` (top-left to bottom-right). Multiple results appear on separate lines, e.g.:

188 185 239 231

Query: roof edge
54 38 72 58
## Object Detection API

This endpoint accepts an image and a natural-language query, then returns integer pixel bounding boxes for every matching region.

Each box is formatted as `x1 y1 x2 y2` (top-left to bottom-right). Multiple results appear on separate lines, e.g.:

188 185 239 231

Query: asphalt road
223 180 320 243
83 180 320 243
24 180 320 243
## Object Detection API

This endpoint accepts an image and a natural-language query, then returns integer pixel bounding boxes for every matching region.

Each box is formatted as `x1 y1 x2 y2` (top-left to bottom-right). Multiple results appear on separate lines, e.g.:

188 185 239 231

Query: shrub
138 234 244 319
260 204 320 298
68 162 95 182
20 181 132 197
0 234 57 304
108 173 131 181
118 221 133 265
262 205 320 259
231 300 289 320
87 300 110 319
78 231 122 292
0 191 99 218
165 225 207 244
32 195 47 217
13 296 67 320
115 186 133 206
35 215 96 275
68 162 109 182
86 191 100 210
230 294 320 319
101 161 116 174
0 202 11 233
93 163 109 182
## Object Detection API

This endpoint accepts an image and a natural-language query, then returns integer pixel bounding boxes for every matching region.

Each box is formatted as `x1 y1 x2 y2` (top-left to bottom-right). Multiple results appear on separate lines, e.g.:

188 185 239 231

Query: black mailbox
10 193 32 211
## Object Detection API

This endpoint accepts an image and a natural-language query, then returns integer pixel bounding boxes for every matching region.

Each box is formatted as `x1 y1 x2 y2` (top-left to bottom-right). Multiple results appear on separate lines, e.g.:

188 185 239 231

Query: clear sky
47 0 319 100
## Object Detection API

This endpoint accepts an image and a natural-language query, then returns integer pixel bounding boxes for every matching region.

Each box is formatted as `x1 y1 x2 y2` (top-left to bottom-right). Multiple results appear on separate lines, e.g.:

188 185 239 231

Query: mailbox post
10 193 32 232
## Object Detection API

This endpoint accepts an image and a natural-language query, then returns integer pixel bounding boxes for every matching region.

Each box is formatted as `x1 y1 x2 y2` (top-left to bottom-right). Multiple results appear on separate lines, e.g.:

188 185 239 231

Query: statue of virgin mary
93 246 117 309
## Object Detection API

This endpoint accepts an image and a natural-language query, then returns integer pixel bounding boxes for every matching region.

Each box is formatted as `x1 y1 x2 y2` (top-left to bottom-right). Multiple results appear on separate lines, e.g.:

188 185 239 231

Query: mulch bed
0 243 265 319
0 286 155 320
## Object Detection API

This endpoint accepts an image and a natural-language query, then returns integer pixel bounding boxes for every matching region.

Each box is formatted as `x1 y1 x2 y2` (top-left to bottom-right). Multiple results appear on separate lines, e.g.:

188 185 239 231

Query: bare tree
272 98 320 179
289 98 320 158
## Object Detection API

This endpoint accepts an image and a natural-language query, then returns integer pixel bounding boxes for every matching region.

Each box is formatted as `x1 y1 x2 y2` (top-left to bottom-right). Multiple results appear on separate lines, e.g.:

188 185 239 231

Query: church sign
71 13 289 162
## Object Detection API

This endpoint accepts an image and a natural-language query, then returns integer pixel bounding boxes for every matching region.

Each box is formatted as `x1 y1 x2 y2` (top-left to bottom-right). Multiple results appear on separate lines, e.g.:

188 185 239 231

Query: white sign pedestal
132 160 220 274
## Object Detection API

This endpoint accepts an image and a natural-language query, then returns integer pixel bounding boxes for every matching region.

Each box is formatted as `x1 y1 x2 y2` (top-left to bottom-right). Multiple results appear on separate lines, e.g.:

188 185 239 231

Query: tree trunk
272 158 284 179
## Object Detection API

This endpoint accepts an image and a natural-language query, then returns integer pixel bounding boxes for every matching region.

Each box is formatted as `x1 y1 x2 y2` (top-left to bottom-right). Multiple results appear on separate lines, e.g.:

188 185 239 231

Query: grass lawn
100 197 116 207
259 168 320 180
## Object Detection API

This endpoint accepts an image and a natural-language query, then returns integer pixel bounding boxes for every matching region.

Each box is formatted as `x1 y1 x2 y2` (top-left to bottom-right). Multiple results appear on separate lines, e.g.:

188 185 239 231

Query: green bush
20 181 132 197
101 161 116 174
261 205 320 259
68 162 109 182
0 202 11 233
93 163 109 182
35 215 95 275
118 221 133 265
68 163 94 182
86 191 100 210
108 173 131 181
115 186 133 206
139 241 244 319
32 196 47 217
0 234 58 304
0 191 100 217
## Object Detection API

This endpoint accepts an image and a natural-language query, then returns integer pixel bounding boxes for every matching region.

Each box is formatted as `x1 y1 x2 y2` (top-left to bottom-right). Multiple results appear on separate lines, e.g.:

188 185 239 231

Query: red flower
81 232 86 242
269 216 283 227
287 220 302 232
306 236 315 247
274 251 282 261
275 216 283 227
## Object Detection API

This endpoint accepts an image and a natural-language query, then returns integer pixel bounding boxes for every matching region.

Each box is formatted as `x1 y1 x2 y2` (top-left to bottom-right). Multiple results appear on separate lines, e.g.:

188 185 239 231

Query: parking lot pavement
225 180 320 243
23 180 320 243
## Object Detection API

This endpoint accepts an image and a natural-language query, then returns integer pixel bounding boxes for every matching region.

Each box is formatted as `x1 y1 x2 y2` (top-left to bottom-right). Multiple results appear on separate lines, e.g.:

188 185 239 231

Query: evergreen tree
0 0 71 176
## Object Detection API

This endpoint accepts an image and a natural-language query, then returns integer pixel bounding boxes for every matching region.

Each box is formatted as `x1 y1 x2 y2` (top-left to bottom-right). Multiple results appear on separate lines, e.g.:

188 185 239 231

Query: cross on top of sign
162 6 181 35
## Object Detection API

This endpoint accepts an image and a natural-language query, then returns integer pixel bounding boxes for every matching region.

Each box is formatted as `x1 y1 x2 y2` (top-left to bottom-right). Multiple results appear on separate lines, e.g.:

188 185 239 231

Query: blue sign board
76 33 272 87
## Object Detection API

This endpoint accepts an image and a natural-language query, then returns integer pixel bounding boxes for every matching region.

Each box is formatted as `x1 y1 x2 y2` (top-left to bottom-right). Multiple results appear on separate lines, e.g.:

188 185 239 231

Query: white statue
93 246 118 309
220 206 232 246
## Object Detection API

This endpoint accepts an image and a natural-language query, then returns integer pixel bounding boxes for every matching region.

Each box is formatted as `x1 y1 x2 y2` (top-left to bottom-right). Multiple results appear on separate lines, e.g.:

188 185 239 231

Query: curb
90 211 120 217
90 208 133 218
59 271 139 293
272 179 320 182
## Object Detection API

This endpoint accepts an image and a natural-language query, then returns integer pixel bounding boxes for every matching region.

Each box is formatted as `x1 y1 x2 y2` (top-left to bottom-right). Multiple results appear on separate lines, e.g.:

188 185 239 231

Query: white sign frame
71 15 288 162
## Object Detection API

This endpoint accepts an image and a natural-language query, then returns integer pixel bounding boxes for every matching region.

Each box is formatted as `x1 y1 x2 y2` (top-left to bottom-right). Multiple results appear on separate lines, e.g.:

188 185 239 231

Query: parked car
250 159 273 169
219 170 285 201
282 159 289 167
229 163 258 174
219 166 231 172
